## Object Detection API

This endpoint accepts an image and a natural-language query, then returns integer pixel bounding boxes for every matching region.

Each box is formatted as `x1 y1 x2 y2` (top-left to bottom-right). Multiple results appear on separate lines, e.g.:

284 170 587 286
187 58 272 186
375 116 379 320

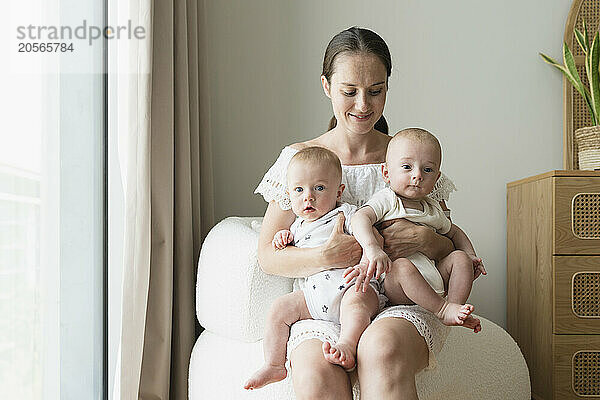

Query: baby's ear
337 183 345 199
381 164 391 183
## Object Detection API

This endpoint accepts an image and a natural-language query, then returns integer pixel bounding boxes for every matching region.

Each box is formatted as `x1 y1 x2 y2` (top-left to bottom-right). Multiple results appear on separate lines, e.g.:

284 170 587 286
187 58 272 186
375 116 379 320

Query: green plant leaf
563 42 593 100
583 20 591 50
540 26 600 126
588 32 600 124
575 28 587 54
540 51 586 97
541 48 596 125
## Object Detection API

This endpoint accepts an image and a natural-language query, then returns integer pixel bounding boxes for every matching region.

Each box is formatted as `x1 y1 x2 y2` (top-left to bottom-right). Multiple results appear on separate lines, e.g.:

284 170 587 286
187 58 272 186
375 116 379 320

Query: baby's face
383 137 441 200
287 161 343 222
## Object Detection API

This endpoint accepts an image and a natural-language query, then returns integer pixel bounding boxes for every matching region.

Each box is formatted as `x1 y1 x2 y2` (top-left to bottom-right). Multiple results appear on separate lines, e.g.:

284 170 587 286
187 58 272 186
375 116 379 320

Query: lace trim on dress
254 147 296 210
429 173 457 202
254 178 292 210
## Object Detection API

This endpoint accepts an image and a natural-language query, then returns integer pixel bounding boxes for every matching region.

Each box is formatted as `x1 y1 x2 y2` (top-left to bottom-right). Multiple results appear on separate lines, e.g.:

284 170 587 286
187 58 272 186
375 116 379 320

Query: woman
255 27 456 399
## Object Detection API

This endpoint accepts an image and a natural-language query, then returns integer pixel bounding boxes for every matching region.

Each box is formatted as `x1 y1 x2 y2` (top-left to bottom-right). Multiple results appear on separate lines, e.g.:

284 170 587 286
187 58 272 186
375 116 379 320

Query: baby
350 128 486 331
244 146 385 390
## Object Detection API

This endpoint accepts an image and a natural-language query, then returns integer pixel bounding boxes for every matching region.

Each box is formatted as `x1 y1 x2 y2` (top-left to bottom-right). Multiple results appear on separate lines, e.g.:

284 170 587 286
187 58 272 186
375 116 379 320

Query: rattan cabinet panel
555 177 600 254
554 336 600 399
554 256 600 334
507 170 600 400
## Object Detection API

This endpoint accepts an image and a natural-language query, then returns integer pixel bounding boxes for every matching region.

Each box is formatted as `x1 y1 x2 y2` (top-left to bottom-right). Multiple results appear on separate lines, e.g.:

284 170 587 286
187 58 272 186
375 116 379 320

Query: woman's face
322 52 388 135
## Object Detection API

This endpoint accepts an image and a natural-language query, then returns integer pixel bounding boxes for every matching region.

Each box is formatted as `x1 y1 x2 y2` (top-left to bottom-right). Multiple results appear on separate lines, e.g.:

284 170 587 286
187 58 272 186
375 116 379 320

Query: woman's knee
358 318 428 375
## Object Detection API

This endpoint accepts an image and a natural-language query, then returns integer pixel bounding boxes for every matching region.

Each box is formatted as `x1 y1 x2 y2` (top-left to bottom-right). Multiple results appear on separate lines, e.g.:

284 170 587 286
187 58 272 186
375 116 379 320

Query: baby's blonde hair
288 146 342 183
388 127 442 166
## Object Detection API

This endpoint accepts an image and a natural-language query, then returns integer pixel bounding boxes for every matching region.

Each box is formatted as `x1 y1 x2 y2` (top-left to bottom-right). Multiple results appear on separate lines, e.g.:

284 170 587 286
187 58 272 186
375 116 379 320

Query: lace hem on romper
255 146 457 370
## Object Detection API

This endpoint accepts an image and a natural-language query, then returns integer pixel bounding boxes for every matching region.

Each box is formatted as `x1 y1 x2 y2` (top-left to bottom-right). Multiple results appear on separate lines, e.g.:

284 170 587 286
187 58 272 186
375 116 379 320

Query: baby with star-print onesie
244 147 387 391
286 203 386 323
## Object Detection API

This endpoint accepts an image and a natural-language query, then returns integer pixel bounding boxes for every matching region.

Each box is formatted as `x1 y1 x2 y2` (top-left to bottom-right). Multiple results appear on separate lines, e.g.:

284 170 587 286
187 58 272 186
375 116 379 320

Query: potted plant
541 20 600 170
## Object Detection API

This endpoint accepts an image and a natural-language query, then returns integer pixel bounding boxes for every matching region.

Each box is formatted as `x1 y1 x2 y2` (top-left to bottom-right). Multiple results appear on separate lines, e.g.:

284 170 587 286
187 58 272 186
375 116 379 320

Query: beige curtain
116 0 214 398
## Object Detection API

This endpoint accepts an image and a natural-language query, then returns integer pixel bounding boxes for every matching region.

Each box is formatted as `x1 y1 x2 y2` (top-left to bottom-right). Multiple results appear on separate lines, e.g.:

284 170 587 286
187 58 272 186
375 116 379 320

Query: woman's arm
378 218 454 262
258 201 363 277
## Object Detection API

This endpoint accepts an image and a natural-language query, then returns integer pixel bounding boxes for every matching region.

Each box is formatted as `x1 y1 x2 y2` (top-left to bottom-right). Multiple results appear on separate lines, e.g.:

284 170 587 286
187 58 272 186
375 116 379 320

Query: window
1 0 106 398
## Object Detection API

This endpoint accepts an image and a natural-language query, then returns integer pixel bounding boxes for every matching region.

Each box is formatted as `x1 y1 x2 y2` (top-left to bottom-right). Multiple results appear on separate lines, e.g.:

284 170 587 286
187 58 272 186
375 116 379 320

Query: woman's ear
381 164 391 184
321 75 331 98
337 183 345 200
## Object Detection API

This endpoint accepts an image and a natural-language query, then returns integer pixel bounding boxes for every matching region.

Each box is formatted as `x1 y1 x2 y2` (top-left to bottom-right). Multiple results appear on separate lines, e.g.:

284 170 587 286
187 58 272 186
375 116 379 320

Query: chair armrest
196 217 294 342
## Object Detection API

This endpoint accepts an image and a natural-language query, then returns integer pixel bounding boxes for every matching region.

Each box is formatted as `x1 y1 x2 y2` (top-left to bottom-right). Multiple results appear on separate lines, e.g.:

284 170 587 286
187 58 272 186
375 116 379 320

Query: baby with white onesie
244 146 386 390
350 127 487 332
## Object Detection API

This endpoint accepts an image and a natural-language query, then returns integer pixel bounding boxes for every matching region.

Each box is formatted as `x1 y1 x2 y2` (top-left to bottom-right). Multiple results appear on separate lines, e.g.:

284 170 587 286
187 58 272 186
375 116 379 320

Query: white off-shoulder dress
254 146 458 370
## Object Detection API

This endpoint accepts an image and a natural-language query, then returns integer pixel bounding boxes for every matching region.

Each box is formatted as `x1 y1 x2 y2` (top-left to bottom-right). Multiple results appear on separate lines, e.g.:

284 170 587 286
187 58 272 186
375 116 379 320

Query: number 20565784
18 42 74 52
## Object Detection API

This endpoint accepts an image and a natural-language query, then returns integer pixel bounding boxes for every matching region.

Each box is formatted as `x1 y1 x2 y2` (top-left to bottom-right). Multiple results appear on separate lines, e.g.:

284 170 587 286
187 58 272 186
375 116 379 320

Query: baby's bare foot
436 302 475 327
322 341 356 371
243 364 287 390
462 315 482 333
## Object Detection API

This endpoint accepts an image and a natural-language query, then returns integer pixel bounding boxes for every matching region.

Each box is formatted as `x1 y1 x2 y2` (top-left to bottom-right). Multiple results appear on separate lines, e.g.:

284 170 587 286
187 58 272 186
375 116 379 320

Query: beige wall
205 0 572 328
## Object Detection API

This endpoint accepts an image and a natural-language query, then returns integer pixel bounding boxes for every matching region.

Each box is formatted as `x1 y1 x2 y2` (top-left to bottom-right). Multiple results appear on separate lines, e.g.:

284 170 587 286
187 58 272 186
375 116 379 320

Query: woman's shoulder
288 137 329 152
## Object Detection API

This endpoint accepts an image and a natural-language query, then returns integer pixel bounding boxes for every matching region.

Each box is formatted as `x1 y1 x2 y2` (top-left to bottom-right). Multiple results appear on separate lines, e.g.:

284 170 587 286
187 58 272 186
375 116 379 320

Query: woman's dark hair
323 27 392 134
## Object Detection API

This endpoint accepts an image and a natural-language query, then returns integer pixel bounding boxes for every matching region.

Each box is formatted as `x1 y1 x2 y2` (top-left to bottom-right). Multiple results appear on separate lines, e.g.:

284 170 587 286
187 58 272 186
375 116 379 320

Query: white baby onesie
364 187 452 295
291 203 385 322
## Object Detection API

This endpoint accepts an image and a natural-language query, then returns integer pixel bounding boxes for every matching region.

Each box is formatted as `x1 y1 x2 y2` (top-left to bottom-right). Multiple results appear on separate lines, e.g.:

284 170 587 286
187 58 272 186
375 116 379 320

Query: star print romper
289 203 387 323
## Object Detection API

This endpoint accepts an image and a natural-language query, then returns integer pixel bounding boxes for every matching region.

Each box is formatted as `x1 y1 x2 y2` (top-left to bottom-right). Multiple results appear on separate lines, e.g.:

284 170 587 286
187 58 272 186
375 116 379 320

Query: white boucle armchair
189 217 531 400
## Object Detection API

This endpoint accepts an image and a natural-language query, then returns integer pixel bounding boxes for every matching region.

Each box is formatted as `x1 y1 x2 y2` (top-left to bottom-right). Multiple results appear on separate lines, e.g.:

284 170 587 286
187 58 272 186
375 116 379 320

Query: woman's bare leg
289 339 353 400
357 317 429 400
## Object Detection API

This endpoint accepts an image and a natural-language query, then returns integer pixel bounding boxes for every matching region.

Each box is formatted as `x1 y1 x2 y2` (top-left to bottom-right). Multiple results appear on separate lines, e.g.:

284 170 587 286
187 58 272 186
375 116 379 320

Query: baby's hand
272 230 294 250
470 254 487 280
365 247 391 280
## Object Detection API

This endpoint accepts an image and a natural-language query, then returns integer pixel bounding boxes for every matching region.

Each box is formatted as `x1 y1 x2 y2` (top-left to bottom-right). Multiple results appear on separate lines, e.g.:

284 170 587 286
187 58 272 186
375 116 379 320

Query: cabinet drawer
554 178 600 255
554 256 600 334
554 335 600 399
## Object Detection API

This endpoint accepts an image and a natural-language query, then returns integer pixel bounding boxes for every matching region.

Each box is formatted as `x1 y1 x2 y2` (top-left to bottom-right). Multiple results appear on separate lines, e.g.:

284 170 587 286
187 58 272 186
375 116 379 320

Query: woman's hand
320 213 363 268
378 218 454 261
378 218 424 260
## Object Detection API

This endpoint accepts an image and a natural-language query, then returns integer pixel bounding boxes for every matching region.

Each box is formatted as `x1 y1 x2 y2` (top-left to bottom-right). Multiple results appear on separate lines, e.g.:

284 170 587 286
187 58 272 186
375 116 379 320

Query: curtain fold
117 0 214 398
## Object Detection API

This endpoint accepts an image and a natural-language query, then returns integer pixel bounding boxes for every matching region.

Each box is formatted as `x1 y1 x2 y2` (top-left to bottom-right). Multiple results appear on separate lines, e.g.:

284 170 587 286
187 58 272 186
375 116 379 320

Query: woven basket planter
575 126 600 170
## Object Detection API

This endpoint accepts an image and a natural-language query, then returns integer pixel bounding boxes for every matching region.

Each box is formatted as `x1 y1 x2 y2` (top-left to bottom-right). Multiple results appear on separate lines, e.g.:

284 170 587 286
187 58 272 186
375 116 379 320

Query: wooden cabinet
507 170 600 400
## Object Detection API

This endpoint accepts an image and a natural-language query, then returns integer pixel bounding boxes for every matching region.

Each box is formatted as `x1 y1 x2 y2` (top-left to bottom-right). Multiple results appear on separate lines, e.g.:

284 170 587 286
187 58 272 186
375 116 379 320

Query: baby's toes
458 305 473 317
331 347 342 359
